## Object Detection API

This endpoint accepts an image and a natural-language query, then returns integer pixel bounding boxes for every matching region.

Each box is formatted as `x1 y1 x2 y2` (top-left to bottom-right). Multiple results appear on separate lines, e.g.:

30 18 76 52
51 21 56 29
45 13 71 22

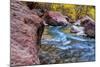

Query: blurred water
41 26 95 62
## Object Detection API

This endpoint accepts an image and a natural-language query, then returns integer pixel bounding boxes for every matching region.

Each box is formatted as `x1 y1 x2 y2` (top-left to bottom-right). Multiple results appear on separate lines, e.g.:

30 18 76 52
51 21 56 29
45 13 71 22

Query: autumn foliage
25 2 95 22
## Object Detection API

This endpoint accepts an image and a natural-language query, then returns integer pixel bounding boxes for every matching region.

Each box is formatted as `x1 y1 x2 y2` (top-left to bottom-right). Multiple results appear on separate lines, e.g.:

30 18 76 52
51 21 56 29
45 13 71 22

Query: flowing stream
41 26 95 61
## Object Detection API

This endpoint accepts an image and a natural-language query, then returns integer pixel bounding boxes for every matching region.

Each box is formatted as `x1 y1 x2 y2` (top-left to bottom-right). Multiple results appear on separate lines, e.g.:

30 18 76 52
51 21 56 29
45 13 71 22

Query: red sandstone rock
10 0 44 66
42 11 69 26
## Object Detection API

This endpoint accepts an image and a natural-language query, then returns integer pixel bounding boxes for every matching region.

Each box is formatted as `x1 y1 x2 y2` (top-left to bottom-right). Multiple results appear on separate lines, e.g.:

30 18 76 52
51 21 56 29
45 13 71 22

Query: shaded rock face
11 0 70 66
81 16 95 38
31 9 47 17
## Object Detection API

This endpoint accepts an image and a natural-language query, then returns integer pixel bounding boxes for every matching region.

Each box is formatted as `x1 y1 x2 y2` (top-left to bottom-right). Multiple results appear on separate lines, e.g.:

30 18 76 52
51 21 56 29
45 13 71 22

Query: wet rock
71 25 85 36
70 20 85 36
39 39 95 64
74 20 81 26
39 53 52 64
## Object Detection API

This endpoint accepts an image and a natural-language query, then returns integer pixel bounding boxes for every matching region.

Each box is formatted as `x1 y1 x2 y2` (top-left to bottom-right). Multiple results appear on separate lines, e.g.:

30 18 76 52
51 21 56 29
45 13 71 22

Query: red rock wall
10 0 43 66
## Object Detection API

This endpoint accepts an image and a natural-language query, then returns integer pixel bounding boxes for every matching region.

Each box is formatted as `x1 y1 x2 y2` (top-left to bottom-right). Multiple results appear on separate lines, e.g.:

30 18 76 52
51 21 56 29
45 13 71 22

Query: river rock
81 16 95 38
42 11 69 26
71 25 85 36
